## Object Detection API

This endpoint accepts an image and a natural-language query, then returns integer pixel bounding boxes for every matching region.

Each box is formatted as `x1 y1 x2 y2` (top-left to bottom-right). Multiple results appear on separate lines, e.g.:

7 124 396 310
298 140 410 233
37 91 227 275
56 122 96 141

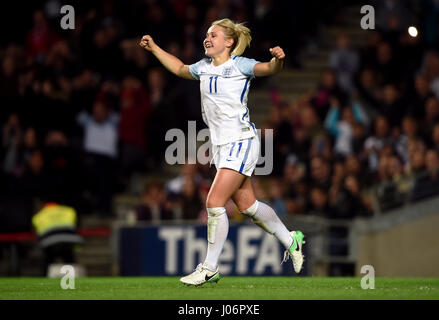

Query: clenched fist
269 46 285 60
139 35 157 52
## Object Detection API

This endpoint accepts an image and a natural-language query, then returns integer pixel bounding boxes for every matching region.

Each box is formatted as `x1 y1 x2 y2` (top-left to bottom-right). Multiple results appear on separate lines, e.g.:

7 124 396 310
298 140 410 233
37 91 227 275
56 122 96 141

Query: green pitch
0 277 438 300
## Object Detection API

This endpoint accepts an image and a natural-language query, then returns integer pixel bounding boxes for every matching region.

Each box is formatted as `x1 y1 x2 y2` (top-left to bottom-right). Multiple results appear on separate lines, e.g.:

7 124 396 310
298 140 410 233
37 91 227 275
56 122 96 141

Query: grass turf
0 277 438 300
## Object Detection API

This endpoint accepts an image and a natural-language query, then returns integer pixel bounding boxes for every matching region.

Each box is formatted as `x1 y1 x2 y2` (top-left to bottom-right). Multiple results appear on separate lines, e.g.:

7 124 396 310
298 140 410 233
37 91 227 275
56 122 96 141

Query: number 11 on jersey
209 76 218 93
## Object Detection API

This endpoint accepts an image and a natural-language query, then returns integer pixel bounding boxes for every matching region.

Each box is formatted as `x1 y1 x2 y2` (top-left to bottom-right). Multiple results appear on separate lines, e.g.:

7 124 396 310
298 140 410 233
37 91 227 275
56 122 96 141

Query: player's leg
231 177 305 273
231 177 293 248
180 168 246 286
203 168 246 269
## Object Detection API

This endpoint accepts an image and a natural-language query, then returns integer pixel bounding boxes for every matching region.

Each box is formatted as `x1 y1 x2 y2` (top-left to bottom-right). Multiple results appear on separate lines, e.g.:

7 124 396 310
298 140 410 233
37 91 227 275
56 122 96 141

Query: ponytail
211 18 251 56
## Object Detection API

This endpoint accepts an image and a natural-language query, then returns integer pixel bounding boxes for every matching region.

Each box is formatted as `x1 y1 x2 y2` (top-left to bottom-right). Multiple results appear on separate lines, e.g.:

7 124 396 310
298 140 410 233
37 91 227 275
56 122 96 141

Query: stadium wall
354 200 439 277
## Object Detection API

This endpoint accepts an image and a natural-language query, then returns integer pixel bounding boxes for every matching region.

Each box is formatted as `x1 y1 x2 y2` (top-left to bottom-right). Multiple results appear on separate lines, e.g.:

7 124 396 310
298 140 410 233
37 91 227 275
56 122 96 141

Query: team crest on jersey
222 67 232 77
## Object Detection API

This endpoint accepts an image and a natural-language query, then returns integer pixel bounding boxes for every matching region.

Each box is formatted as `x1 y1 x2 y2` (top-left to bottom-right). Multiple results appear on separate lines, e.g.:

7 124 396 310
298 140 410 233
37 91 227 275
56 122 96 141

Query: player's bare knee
236 199 254 213
233 192 256 213
206 197 225 209
240 200 259 217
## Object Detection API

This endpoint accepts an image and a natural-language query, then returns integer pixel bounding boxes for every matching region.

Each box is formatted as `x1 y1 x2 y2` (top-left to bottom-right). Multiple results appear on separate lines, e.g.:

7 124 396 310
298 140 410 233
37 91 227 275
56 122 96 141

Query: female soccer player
140 18 305 286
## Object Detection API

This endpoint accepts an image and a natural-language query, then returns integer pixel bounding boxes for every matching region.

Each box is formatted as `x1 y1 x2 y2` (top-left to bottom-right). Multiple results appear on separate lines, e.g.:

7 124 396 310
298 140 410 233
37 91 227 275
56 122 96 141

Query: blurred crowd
2 0 439 231
0 0 327 231
133 0 439 224
261 0 439 217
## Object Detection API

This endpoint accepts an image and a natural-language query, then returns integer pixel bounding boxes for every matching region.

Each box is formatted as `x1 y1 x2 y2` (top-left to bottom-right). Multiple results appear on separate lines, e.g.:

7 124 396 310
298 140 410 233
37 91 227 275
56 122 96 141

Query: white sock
243 201 293 249
203 207 228 270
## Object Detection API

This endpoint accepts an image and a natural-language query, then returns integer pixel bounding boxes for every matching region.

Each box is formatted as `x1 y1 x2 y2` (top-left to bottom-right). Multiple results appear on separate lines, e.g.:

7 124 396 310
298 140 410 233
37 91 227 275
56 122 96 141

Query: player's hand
269 46 285 60
139 35 157 52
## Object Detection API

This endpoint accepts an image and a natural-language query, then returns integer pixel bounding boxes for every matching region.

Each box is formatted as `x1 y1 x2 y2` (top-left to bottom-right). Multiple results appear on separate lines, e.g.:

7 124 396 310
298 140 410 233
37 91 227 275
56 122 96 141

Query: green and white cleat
282 231 305 273
180 263 220 286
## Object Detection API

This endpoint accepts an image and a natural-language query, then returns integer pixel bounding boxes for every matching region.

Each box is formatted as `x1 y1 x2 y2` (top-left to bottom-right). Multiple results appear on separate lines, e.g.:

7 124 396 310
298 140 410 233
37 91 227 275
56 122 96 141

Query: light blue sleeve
189 59 206 80
233 56 260 78
352 101 370 126
324 107 340 137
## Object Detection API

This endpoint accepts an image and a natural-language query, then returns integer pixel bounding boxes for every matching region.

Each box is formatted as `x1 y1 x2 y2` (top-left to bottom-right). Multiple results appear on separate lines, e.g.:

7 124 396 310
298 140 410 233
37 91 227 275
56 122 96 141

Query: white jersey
189 55 260 146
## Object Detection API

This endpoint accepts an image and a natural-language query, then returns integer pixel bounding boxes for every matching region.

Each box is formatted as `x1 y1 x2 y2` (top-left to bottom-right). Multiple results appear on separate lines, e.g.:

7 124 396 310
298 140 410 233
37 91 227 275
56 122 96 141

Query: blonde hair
211 18 251 56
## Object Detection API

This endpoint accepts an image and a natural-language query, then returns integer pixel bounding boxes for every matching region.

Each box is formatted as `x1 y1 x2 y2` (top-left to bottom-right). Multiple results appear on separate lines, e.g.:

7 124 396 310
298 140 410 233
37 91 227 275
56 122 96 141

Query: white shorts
211 136 260 177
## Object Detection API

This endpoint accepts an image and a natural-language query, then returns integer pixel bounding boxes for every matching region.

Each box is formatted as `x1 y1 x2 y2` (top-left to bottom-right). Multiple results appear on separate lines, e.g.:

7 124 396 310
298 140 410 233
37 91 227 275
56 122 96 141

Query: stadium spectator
308 186 333 217
351 122 368 155
283 156 308 216
289 125 311 162
373 42 400 85
430 123 439 152
309 156 332 191
421 96 439 140
76 97 119 158
324 97 369 157
1 55 19 101
43 130 81 207
420 0 439 46
344 154 369 186
364 116 392 173
301 105 325 143
378 155 410 210
379 83 406 128
32 201 83 276
425 149 439 177
2 113 22 174
329 34 359 93
267 179 288 217
309 132 333 161
358 31 382 71
146 67 182 167
354 68 381 117
407 74 433 119
251 177 269 203
26 10 58 61
412 149 439 201
166 162 207 199
405 138 427 176
375 0 412 39
311 68 347 121
330 175 370 218
119 75 152 177
420 51 439 98
179 176 203 220
76 98 119 215
1 149 49 233
269 101 294 176
395 115 419 164
18 127 40 175
135 181 174 222
120 39 151 78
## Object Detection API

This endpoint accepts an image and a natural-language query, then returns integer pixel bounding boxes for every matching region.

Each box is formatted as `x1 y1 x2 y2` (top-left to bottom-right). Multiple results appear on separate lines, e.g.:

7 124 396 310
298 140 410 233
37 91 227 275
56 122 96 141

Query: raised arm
253 46 285 77
139 35 195 80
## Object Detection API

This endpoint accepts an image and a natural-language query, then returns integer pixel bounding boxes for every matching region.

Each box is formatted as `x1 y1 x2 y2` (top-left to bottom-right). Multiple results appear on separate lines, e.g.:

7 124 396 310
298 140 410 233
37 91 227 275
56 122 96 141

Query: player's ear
225 37 234 49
